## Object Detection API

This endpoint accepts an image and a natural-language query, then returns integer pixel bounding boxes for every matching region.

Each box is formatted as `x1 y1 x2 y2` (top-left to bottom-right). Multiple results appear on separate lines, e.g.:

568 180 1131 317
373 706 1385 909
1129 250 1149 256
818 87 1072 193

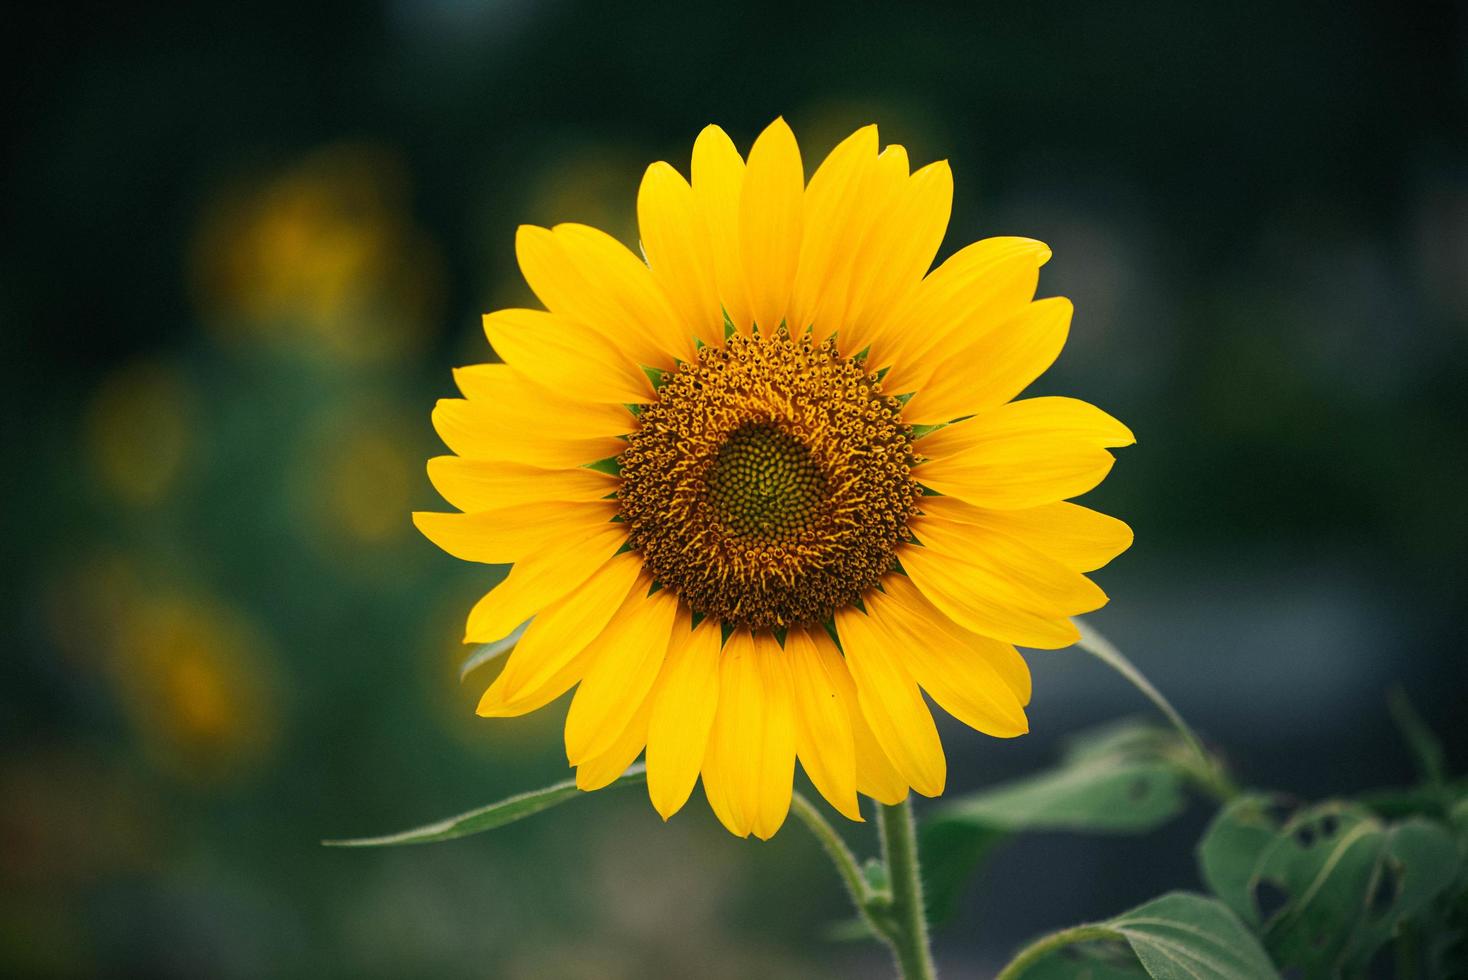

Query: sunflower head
619 327 920 631
415 119 1134 839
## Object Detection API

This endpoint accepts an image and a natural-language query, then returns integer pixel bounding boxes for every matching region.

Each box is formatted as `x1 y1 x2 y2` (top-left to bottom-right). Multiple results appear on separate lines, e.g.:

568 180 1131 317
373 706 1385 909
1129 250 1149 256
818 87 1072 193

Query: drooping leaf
1387 686 1447 786
323 765 646 847
921 721 1195 926
1003 893 1278 980
1198 796 1462 978
1107 892 1281 980
458 620 528 681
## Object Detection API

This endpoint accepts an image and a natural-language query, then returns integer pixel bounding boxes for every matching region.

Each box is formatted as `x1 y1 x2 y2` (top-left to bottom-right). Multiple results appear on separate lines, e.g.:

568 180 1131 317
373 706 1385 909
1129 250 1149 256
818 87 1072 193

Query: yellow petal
912 514 1109 617
431 398 623 469
917 496 1133 573
842 159 953 357
515 224 693 368
564 585 680 765
700 629 758 837
833 606 946 796
875 237 1050 393
903 297 1072 425
638 161 723 348
898 542 1081 649
475 552 644 714
449 362 635 436
785 627 862 822
814 143 911 348
693 630 798 839
867 578 1029 737
915 397 1134 510
463 521 628 644
788 125 879 337
751 631 798 839
426 457 616 513
480 310 651 405
690 125 751 333
739 118 805 334
804 627 907 804
576 694 651 791
645 616 722 820
413 500 619 565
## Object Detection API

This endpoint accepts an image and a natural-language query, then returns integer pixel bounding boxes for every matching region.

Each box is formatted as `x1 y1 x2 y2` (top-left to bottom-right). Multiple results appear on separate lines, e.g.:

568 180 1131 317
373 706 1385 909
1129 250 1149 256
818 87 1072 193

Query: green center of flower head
618 328 921 631
707 422 825 539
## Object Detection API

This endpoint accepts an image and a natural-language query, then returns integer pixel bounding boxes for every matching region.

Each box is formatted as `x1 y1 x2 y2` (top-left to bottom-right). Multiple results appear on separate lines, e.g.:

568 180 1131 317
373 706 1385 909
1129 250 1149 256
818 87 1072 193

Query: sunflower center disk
618 330 920 630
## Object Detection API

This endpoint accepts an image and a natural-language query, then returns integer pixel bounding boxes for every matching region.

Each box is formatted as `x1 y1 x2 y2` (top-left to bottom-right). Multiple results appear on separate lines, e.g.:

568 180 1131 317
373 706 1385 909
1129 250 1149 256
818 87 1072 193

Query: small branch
790 792 893 943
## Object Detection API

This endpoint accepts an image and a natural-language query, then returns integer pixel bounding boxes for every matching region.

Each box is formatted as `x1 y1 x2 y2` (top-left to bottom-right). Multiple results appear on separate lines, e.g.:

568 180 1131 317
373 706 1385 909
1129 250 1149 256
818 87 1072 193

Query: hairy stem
994 924 1117 980
878 797 938 979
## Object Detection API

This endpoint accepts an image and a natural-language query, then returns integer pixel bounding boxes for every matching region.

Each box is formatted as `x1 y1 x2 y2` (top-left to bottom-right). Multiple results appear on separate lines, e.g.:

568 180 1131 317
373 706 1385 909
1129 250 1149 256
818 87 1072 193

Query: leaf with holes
1198 797 1461 978
921 721 1194 926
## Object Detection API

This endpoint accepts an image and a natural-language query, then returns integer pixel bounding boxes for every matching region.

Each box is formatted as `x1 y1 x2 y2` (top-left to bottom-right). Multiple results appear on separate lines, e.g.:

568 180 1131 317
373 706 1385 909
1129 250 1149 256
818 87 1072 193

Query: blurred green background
3 1 1465 976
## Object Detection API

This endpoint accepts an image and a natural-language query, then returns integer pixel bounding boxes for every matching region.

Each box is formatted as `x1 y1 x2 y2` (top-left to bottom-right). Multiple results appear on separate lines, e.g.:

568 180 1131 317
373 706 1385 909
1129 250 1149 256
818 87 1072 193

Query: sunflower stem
993 923 1116 980
1072 616 1237 801
877 797 938 980
790 793 893 942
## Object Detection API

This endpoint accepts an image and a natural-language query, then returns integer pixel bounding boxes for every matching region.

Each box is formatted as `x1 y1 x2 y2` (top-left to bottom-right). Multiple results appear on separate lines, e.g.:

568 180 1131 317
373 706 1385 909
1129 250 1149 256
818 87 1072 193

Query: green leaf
1387 686 1447 786
1005 893 1278 980
1198 796 1463 977
921 721 1193 927
322 766 646 847
457 620 527 681
862 857 890 893
1196 795 1282 921
1108 892 1282 980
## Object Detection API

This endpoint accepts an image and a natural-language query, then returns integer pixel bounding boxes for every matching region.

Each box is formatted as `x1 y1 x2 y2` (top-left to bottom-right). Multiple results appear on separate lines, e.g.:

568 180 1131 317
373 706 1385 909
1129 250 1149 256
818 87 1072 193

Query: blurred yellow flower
113 596 280 786
416 120 1134 837
191 143 443 365
291 401 418 551
83 359 195 507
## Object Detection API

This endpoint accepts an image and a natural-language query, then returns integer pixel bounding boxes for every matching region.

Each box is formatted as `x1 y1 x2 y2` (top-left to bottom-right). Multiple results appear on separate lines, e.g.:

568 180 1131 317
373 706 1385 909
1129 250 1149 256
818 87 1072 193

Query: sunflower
415 119 1133 839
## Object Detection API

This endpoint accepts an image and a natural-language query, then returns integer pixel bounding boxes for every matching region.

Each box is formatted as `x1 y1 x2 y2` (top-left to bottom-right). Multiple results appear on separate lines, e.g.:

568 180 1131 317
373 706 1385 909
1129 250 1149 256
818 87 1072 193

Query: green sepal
909 423 945 439
821 620 841 649
641 365 668 389
584 456 622 476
